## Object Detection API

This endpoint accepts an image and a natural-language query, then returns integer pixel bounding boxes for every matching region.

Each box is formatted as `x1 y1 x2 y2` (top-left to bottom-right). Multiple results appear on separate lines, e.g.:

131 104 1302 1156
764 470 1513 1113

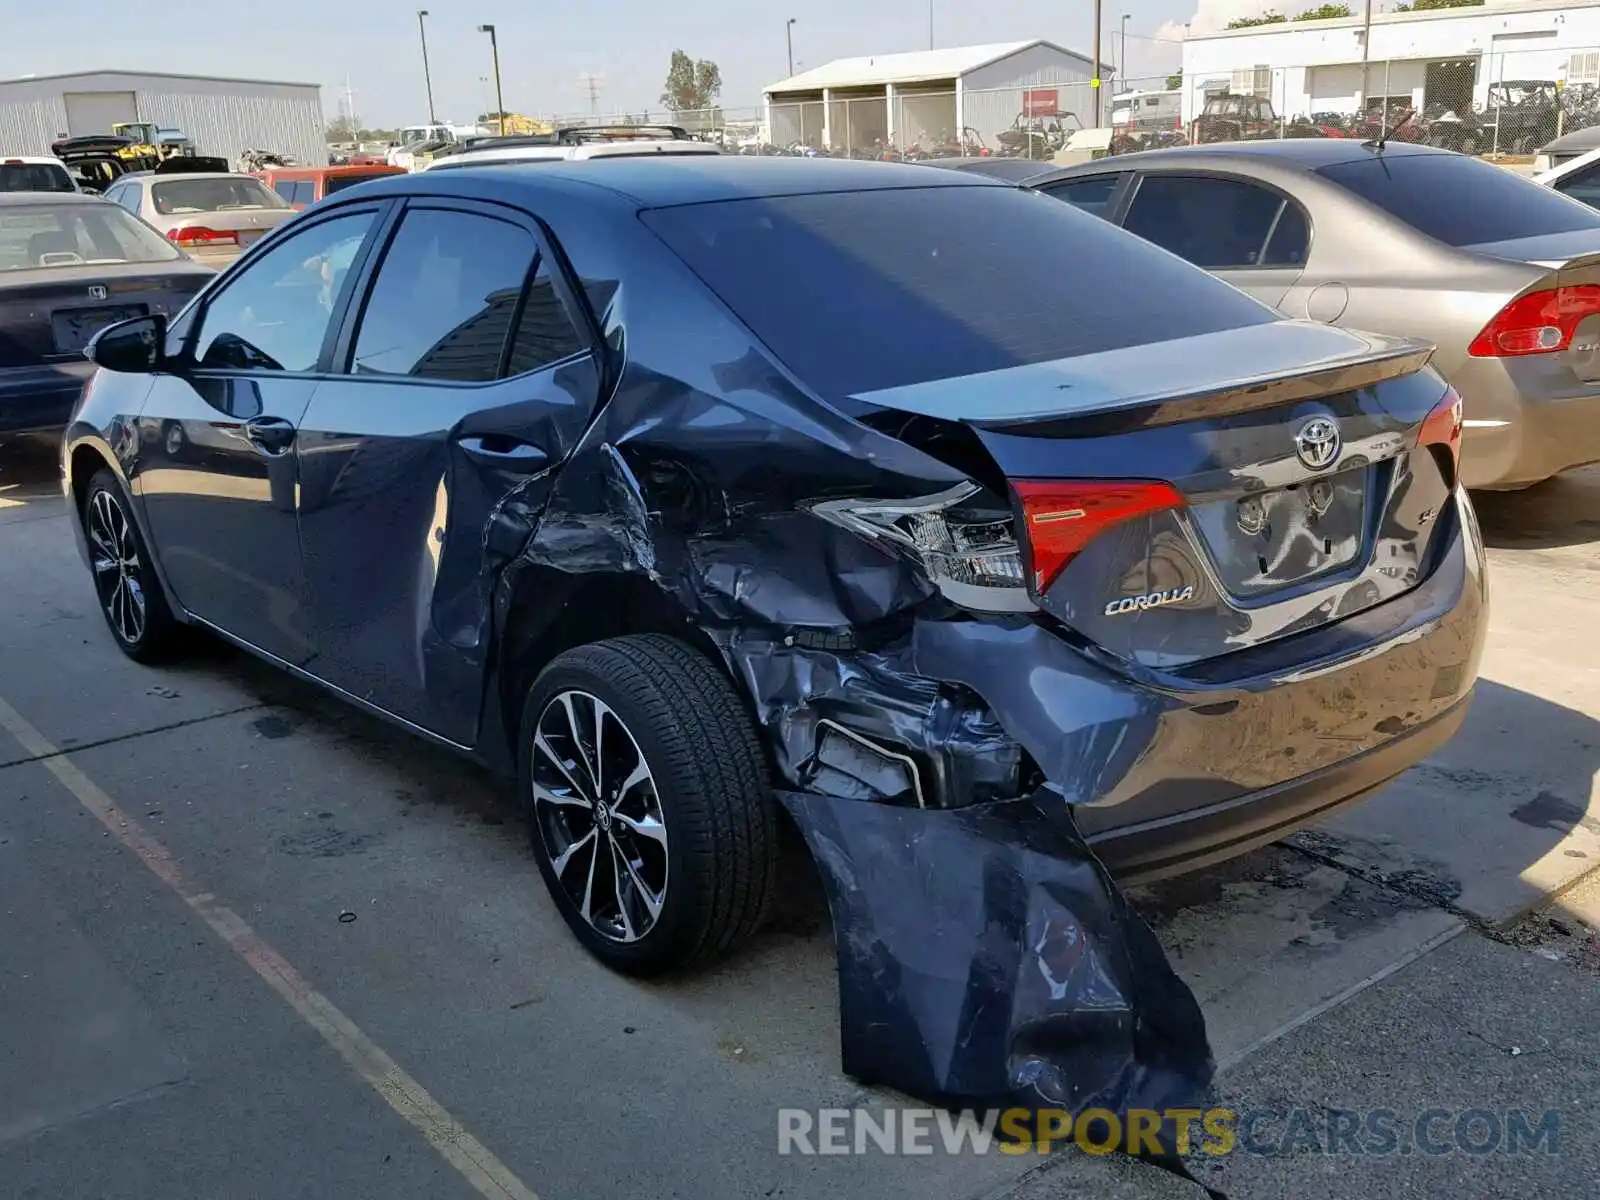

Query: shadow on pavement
1472 464 1600 551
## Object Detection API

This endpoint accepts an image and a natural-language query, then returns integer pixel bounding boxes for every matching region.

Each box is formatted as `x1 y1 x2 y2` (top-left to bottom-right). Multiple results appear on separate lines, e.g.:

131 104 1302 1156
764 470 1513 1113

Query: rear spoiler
851 321 1437 432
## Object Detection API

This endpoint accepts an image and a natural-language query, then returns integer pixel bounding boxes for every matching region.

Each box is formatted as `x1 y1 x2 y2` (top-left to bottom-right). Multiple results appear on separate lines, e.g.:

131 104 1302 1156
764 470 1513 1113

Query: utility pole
1092 0 1103 126
1359 0 1373 116
1120 15 1130 93
786 17 796 77
416 10 436 123
929 0 934 50
478 25 505 135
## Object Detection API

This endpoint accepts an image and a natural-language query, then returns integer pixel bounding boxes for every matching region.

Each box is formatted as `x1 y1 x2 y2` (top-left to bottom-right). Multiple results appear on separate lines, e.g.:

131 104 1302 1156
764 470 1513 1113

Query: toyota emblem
1294 416 1341 471
87 285 108 301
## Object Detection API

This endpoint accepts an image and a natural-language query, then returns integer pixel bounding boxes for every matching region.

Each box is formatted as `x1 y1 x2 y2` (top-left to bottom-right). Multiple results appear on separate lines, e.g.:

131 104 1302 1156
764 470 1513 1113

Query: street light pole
416 9 436 124
786 17 796 77
1092 0 1103 126
1120 15 1130 93
1359 0 1373 116
479 24 505 136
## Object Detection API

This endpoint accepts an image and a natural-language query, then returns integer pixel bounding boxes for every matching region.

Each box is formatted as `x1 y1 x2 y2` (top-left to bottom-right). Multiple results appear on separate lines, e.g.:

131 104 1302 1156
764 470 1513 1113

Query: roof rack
443 124 694 153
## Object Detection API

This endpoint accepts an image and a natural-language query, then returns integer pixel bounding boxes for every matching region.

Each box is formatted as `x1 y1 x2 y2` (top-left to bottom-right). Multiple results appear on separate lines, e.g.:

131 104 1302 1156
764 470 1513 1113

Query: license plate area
1187 464 1374 599
236 229 265 247
50 305 146 354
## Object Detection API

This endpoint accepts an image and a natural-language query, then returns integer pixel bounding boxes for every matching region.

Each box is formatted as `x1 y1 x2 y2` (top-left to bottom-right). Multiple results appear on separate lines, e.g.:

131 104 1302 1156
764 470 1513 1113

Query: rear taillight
1418 386 1464 480
1468 284 1600 357
1012 480 1186 593
166 226 238 247
807 484 1032 612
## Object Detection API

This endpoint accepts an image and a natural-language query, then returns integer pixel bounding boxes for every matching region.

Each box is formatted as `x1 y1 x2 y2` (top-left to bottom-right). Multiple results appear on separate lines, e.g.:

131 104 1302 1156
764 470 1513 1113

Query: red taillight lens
1468 284 1600 357
1012 479 1186 593
1418 386 1464 479
166 226 238 247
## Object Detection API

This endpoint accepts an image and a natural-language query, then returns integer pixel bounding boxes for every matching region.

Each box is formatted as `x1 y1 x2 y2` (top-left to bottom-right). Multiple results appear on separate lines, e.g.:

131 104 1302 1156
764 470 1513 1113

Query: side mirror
85 313 168 374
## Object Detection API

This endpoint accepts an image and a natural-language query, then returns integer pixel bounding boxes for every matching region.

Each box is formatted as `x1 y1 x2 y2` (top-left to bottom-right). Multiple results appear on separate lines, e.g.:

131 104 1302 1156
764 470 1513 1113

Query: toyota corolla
60 157 1486 976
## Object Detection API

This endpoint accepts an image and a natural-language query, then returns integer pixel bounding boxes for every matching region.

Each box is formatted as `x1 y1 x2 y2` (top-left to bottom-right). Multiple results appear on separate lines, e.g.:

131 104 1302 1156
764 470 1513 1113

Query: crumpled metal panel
777 790 1214 1119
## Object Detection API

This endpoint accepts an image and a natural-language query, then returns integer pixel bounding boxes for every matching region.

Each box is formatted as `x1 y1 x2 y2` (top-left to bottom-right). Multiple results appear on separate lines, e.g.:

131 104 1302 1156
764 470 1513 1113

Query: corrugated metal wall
0 94 70 154
0 73 325 166
136 89 326 168
960 44 1102 142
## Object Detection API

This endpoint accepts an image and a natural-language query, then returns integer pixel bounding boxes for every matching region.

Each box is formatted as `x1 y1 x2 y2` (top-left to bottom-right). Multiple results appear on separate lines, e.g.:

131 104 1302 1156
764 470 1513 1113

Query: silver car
100 171 295 269
1007 140 1600 490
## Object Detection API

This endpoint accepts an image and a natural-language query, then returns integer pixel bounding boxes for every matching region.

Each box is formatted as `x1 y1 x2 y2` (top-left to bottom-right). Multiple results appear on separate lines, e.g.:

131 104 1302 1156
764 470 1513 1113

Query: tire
82 469 182 662
518 634 779 976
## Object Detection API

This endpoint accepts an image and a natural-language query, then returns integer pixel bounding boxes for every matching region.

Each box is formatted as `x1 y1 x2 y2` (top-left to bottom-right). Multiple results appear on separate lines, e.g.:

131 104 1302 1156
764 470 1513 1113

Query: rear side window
505 260 586 375
1040 175 1121 220
1555 163 1600 212
0 163 74 193
350 208 537 382
642 185 1274 398
1123 175 1300 269
1317 152 1600 247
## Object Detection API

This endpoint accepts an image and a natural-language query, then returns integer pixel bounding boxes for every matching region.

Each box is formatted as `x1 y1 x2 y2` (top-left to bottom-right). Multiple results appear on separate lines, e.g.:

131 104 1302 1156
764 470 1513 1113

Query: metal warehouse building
763 40 1106 155
0 69 325 168
1180 0 1600 126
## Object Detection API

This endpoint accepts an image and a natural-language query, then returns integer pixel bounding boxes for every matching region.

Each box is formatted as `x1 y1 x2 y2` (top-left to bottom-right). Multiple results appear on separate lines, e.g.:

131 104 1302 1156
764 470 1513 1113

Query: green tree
1295 3 1351 18
1394 0 1482 9
661 50 723 116
1226 11 1287 27
1166 72 1183 89
326 113 361 142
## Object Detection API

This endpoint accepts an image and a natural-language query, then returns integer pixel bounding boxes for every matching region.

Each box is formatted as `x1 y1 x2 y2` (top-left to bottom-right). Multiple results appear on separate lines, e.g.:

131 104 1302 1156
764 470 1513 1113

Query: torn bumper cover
778 789 1214 1120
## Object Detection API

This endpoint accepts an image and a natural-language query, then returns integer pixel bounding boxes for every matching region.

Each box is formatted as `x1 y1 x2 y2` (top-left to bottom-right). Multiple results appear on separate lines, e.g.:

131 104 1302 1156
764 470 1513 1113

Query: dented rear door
294 199 601 743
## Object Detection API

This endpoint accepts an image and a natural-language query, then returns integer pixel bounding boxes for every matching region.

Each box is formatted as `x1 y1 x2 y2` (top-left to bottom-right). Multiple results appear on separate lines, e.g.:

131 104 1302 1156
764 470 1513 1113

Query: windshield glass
0 163 75 193
151 177 287 215
1317 151 1600 246
0 202 182 269
642 184 1276 398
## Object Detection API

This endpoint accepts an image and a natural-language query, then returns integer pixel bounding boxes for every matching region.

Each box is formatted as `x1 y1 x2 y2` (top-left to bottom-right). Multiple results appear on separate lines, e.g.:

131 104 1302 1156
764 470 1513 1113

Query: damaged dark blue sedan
61 158 1485 991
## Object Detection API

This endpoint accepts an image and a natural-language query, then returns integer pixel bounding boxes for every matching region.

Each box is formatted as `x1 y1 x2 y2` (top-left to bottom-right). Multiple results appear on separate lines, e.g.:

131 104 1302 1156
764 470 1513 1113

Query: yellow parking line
0 695 540 1200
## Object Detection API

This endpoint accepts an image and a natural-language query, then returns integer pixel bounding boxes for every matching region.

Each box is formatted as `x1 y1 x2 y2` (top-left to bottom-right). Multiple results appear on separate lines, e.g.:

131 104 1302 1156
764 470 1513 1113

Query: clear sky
0 0 1264 128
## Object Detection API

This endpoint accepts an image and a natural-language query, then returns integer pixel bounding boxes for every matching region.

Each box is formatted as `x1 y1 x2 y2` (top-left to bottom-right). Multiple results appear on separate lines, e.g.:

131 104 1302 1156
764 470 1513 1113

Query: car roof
1539 125 1600 156
269 164 402 177
430 141 718 169
141 171 263 182
0 190 107 206
1079 137 1447 173
371 154 1004 208
1 155 69 165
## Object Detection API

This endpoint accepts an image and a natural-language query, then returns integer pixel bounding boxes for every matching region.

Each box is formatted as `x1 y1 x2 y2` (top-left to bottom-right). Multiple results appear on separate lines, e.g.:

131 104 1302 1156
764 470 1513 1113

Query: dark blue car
61 156 1485 976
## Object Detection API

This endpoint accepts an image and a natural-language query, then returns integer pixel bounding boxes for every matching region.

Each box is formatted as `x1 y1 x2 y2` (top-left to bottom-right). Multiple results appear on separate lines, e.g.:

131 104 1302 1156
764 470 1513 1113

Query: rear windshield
641 184 1275 397
324 171 394 194
0 203 181 270
1317 152 1600 247
151 177 287 215
0 163 75 193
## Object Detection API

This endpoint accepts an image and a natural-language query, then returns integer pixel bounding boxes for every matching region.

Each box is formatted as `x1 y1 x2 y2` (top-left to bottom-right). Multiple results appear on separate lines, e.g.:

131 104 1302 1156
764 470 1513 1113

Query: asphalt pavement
2 440 1598 1200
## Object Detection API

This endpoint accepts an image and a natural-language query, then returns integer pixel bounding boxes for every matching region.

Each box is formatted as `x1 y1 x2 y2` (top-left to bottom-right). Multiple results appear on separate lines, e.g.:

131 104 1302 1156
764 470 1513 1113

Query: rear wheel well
69 444 113 517
497 573 736 749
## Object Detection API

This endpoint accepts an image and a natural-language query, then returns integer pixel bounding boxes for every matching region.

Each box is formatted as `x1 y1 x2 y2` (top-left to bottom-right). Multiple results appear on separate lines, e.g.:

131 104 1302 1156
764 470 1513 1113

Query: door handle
456 435 550 472
243 416 296 456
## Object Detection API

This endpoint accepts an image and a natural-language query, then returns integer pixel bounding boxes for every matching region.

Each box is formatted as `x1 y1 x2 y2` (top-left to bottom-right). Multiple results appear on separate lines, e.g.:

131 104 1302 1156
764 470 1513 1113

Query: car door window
1040 175 1121 221
1123 175 1292 269
192 211 375 373
349 208 538 382
1556 163 1600 210
505 259 587 376
1262 199 1309 265
295 181 317 205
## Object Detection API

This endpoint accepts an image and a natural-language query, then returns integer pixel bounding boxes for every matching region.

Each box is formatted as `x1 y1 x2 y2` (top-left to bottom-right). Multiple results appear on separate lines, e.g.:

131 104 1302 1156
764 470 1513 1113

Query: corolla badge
1294 415 1341 471
1104 585 1194 617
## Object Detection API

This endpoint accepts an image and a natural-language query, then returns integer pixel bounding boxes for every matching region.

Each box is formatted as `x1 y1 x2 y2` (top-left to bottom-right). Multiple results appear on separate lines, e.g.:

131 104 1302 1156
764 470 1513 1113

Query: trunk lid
853 320 1456 670
0 263 211 369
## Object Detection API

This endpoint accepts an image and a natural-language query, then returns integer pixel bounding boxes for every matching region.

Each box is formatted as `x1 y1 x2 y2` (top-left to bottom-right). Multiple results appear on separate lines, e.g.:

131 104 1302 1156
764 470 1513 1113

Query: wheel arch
492 567 744 759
